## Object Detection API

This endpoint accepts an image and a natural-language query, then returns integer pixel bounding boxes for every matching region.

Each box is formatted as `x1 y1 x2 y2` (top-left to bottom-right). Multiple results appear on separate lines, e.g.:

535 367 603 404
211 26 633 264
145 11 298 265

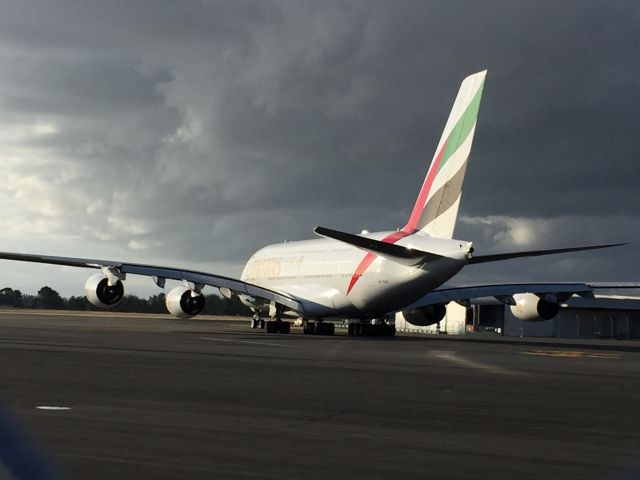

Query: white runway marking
200 337 295 348
36 406 72 411
430 350 520 376
522 349 621 359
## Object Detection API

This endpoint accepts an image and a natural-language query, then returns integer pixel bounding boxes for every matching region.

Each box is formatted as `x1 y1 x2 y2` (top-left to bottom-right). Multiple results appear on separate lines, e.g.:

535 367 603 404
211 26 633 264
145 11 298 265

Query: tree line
0 287 252 316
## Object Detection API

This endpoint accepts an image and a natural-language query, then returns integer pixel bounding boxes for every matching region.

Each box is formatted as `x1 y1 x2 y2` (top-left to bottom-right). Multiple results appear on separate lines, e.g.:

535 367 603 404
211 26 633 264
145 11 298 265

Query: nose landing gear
250 314 265 329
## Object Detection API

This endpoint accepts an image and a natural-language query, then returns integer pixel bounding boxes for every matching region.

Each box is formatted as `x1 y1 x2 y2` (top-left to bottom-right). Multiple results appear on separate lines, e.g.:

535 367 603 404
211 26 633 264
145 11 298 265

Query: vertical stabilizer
403 70 486 238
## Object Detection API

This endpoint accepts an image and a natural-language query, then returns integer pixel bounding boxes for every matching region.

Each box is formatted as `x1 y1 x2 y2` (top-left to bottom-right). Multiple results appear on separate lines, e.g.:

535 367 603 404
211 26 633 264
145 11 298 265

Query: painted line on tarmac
521 350 621 359
200 337 295 348
430 350 521 375
36 406 72 411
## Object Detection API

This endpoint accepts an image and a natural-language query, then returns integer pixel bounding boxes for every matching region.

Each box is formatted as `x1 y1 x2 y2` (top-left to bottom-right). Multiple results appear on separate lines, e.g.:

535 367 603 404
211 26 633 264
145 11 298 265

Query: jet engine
402 303 447 327
510 293 560 321
166 285 205 319
84 273 125 308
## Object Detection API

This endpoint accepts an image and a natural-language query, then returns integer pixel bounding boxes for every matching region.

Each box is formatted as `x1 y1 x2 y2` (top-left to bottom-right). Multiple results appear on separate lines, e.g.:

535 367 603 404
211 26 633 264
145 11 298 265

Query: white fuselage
240 231 470 319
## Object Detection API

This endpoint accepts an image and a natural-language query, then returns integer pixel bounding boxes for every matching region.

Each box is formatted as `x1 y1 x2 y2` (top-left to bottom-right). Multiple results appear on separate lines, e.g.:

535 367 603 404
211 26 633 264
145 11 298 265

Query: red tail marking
347 139 449 295
403 139 448 232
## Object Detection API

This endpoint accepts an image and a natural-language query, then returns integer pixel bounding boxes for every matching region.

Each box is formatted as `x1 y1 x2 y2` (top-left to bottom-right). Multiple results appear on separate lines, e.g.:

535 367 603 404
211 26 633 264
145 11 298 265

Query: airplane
0 70 632 336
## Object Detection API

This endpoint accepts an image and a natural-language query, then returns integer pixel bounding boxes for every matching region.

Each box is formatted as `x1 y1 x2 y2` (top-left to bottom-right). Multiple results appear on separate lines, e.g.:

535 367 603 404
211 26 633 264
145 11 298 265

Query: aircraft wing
405 282 640 309
0 251 304 312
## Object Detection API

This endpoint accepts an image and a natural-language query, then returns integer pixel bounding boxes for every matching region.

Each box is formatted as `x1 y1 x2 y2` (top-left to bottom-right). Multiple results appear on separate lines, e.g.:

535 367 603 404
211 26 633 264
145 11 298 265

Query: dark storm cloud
0 0 638 295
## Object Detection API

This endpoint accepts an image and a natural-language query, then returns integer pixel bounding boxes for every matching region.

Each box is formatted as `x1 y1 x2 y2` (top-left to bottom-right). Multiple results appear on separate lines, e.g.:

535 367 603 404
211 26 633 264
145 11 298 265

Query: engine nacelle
402 303 447 327
166 286 205 319
84 273 124 308
510 293 560 322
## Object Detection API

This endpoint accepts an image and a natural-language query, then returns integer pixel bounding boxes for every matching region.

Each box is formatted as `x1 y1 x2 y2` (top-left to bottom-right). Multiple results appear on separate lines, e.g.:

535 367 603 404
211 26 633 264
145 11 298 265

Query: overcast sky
0 0 638 297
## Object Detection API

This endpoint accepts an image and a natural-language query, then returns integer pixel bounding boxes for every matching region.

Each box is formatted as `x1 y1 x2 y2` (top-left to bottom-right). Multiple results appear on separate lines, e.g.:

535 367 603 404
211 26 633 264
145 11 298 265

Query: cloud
457 214 637 250
455 214 639 286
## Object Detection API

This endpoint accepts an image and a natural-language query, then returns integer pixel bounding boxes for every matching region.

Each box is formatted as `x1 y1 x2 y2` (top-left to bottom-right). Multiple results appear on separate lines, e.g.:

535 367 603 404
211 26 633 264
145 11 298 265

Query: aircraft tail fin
403 70 486 238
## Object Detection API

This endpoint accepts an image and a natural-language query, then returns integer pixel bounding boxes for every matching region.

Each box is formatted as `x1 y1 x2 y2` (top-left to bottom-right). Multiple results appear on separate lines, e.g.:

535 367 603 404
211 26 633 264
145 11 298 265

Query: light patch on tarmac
200 337 295 348
430 350 520 375
522 350 621 359
36 406 72 411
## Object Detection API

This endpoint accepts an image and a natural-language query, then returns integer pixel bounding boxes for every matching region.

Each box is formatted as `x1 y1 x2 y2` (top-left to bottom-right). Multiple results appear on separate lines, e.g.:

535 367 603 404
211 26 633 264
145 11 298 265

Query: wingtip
604 242 628 248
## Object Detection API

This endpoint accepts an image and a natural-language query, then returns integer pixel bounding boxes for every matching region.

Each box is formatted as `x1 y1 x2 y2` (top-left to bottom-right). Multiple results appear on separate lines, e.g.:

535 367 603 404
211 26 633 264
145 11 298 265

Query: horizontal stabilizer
468 243 627 264
314 227 442 266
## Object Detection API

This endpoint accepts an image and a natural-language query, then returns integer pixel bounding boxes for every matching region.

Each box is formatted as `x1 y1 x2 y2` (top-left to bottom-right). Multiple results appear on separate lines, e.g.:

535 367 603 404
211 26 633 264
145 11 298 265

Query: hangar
395 295 640 340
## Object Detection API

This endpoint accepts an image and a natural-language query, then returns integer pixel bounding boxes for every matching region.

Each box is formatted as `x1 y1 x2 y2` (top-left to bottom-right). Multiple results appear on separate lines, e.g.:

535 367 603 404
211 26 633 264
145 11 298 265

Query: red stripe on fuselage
346 230 413 294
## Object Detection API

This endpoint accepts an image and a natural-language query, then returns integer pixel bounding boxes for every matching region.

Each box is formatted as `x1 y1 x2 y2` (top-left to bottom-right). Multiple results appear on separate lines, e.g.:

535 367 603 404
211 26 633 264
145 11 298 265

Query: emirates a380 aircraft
0 71 629 336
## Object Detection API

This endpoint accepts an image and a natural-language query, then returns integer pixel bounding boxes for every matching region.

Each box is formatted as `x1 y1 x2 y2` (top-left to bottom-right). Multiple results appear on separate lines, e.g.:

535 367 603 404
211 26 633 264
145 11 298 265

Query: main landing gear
265 319 290 334
347 320 396 337
252 306 291 334
302 320 335 336
251 315 291 333
250 310 394 337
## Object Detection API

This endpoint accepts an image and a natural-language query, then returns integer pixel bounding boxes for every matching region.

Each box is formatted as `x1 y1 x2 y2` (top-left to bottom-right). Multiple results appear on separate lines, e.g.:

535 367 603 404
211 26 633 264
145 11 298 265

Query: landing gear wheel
384 324 396 337
266 320 291 334
347 322 394 337
251 314 262 329
315 322 335 336
303 321 316 335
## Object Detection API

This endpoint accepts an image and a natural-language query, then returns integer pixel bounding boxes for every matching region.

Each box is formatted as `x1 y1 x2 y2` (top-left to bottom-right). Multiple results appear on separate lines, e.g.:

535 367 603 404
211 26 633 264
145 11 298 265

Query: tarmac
0 310 639 480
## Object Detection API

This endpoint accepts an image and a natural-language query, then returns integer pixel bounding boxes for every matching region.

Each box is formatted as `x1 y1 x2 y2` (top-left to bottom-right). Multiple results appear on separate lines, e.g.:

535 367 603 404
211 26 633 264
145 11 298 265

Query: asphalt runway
0 310 640 480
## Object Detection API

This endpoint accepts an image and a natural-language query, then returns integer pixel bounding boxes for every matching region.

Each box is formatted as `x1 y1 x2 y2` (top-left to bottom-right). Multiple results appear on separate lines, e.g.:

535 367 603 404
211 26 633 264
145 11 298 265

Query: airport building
395 296 640 340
